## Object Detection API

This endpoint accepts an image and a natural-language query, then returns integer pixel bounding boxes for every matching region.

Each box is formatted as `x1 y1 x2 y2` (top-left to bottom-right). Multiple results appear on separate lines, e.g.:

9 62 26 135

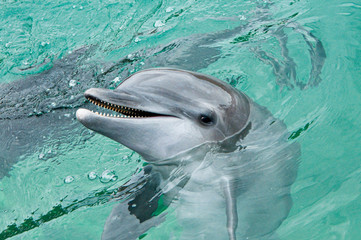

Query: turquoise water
0 0 360 239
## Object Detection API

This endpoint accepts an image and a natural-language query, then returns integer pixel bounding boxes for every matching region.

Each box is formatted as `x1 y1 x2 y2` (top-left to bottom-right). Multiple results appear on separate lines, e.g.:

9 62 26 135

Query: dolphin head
76 69 250 162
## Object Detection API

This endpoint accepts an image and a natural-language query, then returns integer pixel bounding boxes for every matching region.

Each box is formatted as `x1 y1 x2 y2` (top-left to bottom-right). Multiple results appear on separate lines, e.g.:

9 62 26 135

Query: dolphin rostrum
77 68 299 240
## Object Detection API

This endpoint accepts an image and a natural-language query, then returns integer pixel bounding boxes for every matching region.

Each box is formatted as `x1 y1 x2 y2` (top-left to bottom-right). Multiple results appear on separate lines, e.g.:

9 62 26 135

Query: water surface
0 0 360 239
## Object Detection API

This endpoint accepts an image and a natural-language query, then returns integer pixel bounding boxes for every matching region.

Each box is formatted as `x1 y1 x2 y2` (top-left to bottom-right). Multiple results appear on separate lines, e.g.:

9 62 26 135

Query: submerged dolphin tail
253 21 326 90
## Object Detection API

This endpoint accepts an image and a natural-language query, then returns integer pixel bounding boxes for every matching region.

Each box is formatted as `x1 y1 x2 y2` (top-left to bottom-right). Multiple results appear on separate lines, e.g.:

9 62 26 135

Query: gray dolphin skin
77 68 300 240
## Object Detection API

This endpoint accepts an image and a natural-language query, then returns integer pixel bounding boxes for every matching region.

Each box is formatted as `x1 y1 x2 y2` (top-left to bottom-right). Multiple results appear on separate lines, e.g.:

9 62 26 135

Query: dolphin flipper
102 165 167 240
221 177 239 240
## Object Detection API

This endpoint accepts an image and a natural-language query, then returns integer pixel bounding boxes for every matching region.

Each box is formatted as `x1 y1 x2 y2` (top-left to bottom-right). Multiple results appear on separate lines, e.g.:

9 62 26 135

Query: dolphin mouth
85 95 172 119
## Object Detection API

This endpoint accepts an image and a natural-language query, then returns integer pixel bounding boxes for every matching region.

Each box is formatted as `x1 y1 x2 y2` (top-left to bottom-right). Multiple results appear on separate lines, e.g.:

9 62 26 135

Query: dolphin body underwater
77 68 300 240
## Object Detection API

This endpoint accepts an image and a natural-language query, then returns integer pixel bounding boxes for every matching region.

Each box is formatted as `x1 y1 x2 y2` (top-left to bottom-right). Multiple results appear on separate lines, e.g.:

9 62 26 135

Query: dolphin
76 68 300 240
0 2 325 180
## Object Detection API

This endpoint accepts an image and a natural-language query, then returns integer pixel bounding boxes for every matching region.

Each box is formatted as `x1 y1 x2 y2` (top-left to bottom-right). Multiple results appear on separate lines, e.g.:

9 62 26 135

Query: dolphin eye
199 114 214 126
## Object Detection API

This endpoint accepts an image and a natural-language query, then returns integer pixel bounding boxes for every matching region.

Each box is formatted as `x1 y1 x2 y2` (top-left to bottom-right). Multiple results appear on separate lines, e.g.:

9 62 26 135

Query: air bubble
134 37 141 43
166 7 174 13
64 176 74 184
100 170 118 183
112 77 120 83
88 172 97 180
69 79 77 87
154 20 165 27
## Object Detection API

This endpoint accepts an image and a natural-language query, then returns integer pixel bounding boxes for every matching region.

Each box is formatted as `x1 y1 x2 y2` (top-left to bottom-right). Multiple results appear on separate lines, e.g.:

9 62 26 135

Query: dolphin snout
76 108 90 123
84 88 99 97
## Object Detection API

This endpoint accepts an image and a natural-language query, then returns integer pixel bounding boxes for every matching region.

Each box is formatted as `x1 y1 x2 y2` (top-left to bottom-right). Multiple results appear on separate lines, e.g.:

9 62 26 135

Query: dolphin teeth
88 97 162 118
